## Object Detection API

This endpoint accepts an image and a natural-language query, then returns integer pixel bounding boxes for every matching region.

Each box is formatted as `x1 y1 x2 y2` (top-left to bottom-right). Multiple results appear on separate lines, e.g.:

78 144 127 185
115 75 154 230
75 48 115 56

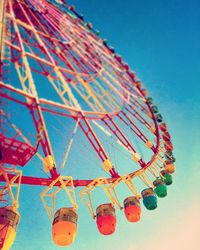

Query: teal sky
11 0 200 250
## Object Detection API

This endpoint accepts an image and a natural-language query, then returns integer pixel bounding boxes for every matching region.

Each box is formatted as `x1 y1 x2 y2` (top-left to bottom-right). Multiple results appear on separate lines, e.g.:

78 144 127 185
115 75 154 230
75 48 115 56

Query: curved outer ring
0 0 161 187
0 81 161 187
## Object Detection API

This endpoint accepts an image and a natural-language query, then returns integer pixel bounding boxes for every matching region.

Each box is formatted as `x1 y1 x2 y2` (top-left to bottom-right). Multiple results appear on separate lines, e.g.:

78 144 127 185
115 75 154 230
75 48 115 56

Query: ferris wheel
0 0 176 249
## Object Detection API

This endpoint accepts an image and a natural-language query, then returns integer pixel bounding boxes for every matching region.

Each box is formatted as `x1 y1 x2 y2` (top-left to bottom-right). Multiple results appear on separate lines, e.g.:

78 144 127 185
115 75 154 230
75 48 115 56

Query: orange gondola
124 196 141 222
52 208 78 247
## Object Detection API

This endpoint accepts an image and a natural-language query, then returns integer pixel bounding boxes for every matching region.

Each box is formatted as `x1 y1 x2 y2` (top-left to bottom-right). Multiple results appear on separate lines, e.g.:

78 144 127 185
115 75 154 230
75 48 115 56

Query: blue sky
10 0 200 249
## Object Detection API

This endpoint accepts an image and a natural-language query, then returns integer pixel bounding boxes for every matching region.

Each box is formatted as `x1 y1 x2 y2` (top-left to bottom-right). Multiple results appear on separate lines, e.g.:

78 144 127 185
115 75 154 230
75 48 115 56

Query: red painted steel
78 115 119 178
0 134 36 167
102 115 145 167
118 111 150 145
29 103 59 178
0 0 162 186
125 105 151 129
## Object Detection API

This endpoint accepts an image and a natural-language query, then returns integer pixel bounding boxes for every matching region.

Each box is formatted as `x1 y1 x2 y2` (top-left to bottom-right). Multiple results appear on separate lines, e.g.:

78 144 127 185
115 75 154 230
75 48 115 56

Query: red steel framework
0 0 177 249
0 0 163 186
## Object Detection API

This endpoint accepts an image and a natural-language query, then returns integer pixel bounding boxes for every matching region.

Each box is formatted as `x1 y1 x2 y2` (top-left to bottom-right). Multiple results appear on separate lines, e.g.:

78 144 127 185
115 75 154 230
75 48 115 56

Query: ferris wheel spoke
60 118 80 170
17 1 82 108
6 2 59 178
0 1 177 249
91 120 144 161
0 87 27 107
10 0 129 115
77 115 119 178
53 25 130 104
130 96 150 114
21 18 106 112
9 4 38 97
89 83 121 111
117 111 155 150
102 115 146 168
70 41 126 96
12 65 57 172
34 3 103 75
28 102 58 176
124 105 152 130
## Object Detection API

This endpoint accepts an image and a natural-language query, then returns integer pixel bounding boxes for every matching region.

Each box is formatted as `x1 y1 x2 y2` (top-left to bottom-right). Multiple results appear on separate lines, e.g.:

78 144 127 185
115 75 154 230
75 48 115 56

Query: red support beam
29 101 58 178
78 114 119 178
102 114 145 167
0 173 117 187
125 104 152 129
118 110 152 146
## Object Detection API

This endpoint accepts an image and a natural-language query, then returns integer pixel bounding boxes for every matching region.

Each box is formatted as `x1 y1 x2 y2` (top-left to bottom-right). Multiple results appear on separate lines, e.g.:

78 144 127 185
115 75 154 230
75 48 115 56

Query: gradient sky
11 0 200 250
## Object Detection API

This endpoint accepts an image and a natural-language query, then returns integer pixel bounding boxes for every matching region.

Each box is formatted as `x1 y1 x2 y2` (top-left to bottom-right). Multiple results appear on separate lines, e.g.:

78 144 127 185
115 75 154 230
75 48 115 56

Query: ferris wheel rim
1 150 160 187
0 80 151 121
0 77 161 183
0 2 176 249
0 0 164 187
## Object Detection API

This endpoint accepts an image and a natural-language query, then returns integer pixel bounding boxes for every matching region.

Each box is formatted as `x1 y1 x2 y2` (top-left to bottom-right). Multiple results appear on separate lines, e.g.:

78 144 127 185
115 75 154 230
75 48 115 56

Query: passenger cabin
160 170 173 185
52 208 78 246
153 179 167 198
96 204 116 235
123 196 141 222
142 188 157 210
0 207 20 250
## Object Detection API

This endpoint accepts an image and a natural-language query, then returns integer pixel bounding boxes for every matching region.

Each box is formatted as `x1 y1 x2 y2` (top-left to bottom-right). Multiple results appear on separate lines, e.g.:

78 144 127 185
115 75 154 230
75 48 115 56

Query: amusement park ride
0 0 176 249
